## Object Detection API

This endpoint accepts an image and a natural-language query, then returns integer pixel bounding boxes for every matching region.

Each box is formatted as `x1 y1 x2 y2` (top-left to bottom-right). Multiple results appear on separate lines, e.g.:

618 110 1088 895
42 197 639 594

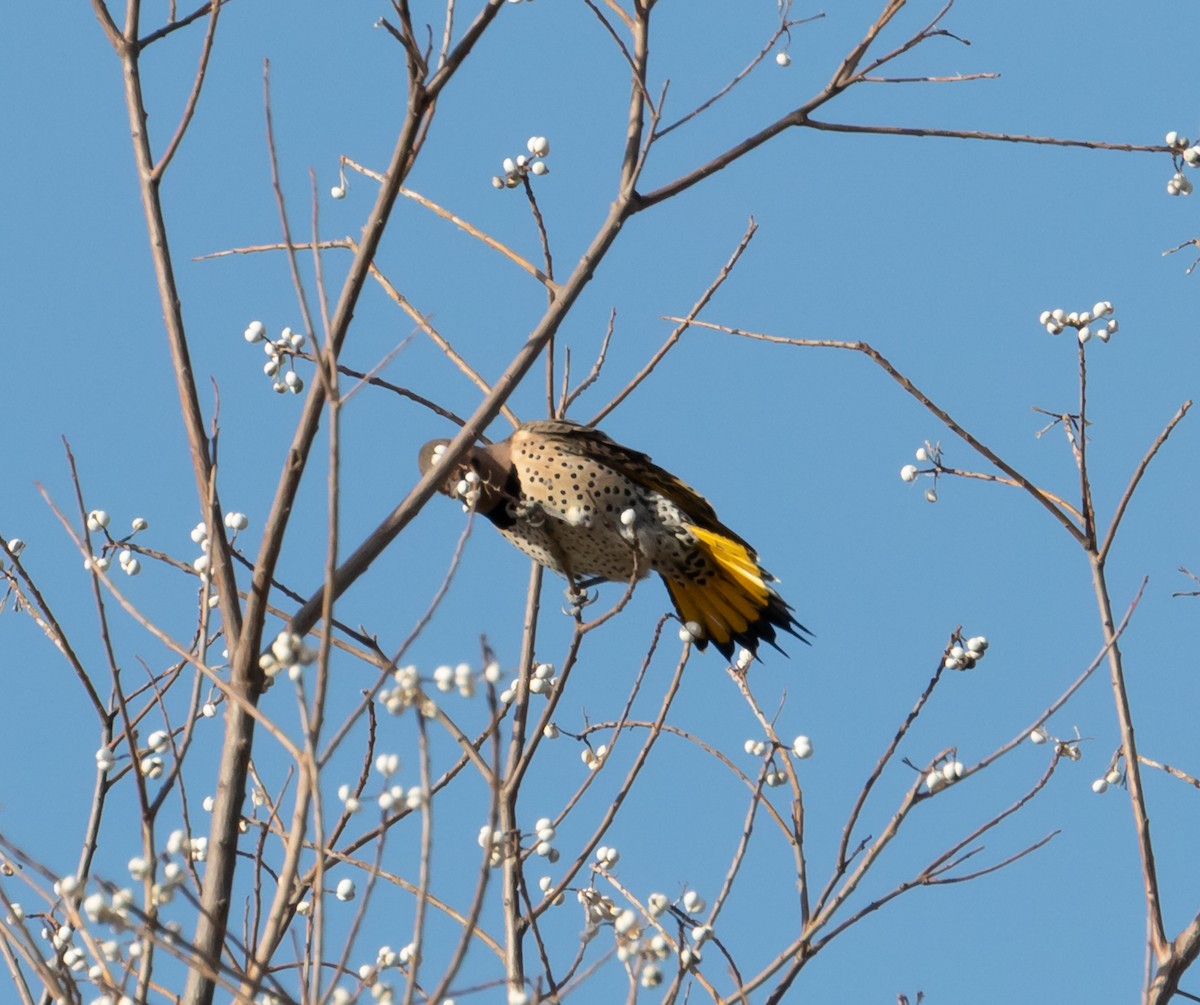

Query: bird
417 419 810 660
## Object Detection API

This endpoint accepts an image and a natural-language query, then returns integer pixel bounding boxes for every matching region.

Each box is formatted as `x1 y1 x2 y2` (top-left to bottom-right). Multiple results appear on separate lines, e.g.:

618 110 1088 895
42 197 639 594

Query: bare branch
806 117 1166 153
1099 400 1192 562
138 0 229 48
150 0 220 178
667 319 1088 545
559 309 617 416
655 12 826 140
589 219 757 425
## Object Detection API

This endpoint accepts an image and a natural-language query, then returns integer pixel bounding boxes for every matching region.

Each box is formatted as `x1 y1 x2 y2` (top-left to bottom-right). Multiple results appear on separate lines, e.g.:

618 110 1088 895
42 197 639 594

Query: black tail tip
708 609 813 663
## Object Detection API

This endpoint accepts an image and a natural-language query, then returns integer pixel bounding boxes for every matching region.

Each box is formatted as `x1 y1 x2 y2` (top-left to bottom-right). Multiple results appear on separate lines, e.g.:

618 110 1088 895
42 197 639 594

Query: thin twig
655 12 825 139
560 309 616 416
137 0 228 47
263 61 320 369
826 653 946 901
861 72 998 83
590 220 757 425
341 157 553 287
668 319 1088 546
1099 401 1192 562
1137 756 1200 790
971 577 1146 776
364 258 522 430
806 118 1167 154
151 1 220 178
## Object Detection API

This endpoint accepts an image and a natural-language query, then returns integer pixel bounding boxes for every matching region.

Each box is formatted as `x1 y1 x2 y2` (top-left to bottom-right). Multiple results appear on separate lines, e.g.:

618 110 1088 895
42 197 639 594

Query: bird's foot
563 584 599 617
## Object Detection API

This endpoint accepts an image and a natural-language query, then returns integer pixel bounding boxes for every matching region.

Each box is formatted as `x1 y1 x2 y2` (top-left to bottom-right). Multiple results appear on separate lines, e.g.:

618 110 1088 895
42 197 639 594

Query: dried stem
590 220 758 425
668 319 1088 545
1099 401 1192 562
560 309 616 416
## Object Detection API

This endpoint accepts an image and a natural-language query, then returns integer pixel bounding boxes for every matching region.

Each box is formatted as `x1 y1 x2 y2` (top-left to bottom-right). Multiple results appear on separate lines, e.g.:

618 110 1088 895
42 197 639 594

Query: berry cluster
532 816 559 860
536 874 566 907
476 825 511 868
898 441 943 503
378 665 424 716
164 827 207 862
332 754 426 820
376 752 426 813
924 757 965 795
743 734 814 786
470 866 724 996
83 510 151 576
378 658 502 716
581 742 609 771
944 633 988 671
258 630 318 680
578 885 708 982
1165 130 1200 196
35 874 193 986
1091 766 1124 794
491 135 551 190
429 443 488 514
349 943 420 1005
188 513 248 603
1038 301 1118 344
243 320 306 394
1028 726 1083 762
34 811 248 996
429 662 474 696
1031 724 1111 795
499 661 557 701
138 730 177 783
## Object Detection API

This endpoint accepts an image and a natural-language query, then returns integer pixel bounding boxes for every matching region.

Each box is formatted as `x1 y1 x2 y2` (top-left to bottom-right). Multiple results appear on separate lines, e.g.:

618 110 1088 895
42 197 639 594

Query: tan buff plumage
418 419 810 660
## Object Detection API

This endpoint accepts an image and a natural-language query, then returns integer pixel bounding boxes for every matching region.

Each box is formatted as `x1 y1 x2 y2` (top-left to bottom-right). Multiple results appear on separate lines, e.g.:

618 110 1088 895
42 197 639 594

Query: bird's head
417 436 512 513
417 438 467 497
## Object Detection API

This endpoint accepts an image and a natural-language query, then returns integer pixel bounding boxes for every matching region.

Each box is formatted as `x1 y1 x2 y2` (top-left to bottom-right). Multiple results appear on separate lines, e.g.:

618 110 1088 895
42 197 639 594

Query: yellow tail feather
661 525 782 651
664 524 810 660
666 578 734 648
666 578 706 632
688 525 770 601
709 575 759 628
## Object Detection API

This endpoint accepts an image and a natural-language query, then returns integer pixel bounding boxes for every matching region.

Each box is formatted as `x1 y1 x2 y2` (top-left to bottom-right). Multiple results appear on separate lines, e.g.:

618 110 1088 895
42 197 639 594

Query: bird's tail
664 524 811 661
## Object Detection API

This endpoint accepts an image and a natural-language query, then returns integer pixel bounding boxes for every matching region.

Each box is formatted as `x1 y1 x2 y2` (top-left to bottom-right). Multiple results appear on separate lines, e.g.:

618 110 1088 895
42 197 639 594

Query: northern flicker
418 419 810 660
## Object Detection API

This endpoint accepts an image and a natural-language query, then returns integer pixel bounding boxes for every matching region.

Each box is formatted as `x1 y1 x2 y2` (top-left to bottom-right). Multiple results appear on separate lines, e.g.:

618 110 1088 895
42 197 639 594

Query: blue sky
3 1 1200 1002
